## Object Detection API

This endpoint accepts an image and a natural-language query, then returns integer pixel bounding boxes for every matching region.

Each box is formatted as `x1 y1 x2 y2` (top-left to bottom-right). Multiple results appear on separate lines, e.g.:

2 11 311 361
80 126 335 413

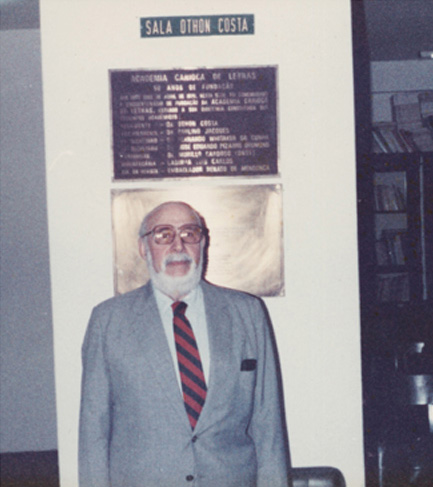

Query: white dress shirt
152 282 210 389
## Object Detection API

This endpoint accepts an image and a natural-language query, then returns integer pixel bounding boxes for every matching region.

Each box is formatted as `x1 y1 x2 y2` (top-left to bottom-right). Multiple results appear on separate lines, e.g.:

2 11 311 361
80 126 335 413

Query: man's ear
138 238 147 260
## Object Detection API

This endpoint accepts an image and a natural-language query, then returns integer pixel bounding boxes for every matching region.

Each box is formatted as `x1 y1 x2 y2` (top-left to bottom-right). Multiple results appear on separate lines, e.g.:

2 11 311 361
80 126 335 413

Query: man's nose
170 232 185 252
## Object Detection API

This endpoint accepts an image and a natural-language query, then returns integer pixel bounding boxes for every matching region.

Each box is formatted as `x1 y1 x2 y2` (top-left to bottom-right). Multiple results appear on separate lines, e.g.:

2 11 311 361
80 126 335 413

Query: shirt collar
151 280 201 311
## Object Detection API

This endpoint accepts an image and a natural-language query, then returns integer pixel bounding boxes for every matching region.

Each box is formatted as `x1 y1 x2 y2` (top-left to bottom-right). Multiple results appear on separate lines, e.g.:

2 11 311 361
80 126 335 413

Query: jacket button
186 475 194 481
192 435 198 443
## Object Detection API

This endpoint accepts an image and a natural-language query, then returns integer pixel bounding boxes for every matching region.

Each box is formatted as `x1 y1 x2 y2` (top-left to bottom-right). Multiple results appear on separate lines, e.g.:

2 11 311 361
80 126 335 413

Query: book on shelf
419 91 433 121
375 229 408 266
410 127 433 151
392 93 422 131
376 272 410 302
372 123 403 153
419 91 433 138
372 90 433 153
392 91 433 151
398 129 419 152
372 127 391 153
372 123 420 153
374 183 406 212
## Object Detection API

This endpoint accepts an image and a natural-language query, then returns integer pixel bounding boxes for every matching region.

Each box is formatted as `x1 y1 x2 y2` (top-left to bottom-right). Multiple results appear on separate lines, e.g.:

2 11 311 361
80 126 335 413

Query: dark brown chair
292 466 346 487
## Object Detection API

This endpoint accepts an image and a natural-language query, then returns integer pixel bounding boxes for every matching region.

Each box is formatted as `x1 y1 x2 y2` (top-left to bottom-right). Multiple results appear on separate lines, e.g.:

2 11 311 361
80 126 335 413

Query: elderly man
79 201 291 487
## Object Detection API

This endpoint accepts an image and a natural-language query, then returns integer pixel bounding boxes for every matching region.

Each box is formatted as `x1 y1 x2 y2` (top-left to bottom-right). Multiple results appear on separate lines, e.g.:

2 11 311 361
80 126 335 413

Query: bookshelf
360 154 431 307
359 151 433 487
355 55 433 486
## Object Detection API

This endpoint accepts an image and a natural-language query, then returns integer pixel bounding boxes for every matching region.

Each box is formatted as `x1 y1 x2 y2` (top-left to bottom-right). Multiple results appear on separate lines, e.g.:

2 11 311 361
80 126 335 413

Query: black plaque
110 66 278 179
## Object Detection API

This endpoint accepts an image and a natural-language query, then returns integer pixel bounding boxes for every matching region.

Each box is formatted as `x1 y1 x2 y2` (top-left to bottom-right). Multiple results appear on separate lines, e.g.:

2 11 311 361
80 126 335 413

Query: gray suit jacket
79 281 291 487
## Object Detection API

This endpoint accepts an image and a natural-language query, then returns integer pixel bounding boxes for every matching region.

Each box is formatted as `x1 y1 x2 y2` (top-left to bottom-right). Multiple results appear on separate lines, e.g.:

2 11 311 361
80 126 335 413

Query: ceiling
364 0 433 61
1 0 433 61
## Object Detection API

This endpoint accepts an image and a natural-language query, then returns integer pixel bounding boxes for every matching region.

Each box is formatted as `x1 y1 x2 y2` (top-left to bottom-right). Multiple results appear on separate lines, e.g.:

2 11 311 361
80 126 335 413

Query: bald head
139 201 203 238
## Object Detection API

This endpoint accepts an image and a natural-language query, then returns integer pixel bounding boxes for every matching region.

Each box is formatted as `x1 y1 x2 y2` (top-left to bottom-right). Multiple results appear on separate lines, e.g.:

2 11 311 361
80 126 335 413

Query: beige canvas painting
111 184 284 297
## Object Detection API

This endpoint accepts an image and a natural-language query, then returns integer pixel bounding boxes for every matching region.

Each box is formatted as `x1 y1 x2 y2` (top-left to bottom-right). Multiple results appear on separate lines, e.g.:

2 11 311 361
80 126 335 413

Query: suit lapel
196 282 235 431
129 284 191 430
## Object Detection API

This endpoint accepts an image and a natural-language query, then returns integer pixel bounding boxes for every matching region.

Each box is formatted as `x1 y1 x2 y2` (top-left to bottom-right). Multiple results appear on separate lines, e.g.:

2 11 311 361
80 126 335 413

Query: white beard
146 250 203 300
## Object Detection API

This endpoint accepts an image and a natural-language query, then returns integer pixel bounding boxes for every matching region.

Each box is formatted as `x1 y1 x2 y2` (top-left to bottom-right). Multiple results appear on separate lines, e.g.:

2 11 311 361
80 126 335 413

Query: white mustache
164 253 193 265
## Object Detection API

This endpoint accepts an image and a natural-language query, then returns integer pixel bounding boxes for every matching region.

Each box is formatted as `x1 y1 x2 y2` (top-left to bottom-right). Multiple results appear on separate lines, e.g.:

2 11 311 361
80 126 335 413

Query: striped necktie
172 301 207 429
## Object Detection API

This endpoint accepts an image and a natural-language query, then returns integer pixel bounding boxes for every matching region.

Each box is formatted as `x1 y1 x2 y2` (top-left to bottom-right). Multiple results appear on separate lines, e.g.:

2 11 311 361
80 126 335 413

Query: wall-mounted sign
110 66 278 179
140 15 254 38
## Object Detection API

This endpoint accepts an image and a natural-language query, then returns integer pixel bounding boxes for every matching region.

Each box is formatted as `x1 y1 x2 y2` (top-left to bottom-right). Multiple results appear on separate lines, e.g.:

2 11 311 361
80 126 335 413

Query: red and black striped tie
172 301 207 429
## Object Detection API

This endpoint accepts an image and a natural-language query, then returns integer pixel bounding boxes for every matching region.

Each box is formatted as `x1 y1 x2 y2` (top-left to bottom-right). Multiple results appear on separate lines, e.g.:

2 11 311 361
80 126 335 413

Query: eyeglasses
142 224 206 245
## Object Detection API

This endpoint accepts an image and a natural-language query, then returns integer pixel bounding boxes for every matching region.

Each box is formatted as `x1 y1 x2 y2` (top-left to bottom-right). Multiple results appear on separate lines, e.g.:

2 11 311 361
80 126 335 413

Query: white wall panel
40 1 363 485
